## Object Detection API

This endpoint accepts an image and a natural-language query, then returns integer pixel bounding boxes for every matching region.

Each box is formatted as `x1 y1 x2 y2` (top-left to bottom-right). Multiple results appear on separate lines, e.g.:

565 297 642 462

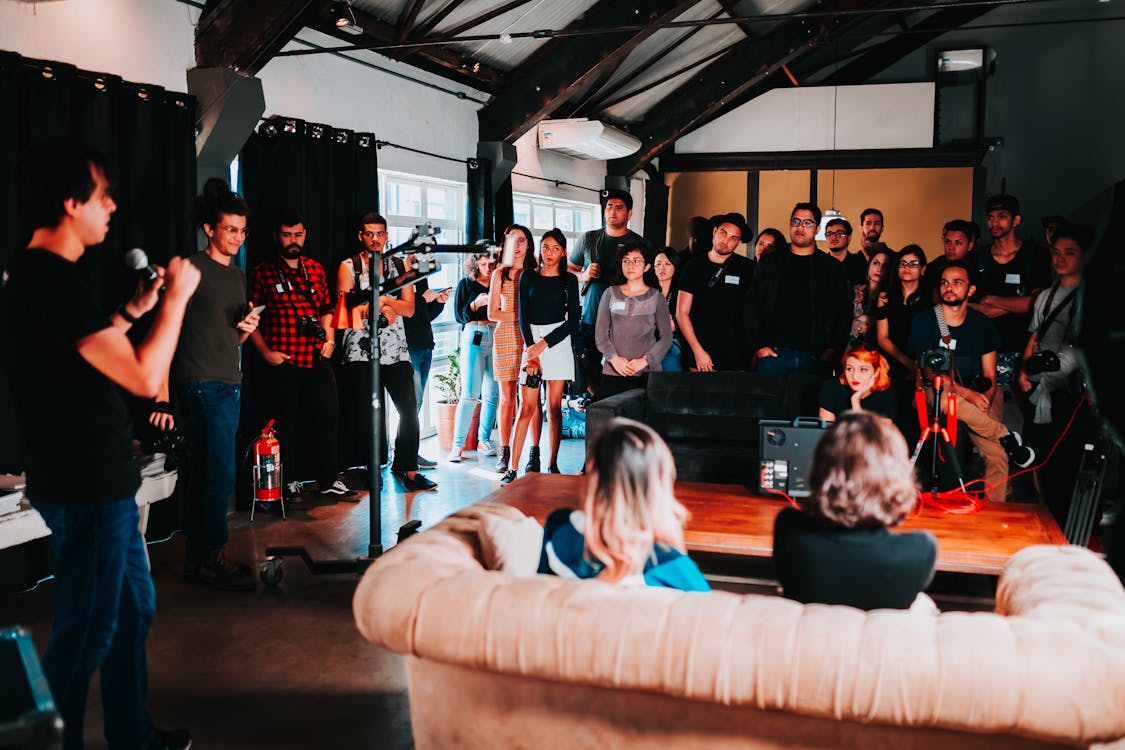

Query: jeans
33 496 156 750
453 323 500 449
409 347 433 415
661 339 683 372
756 346 821 375
175 380 240 555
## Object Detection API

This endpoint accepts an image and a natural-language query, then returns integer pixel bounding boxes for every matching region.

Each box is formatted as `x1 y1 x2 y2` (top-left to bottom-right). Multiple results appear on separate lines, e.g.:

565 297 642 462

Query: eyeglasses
621 258 646 266
899 260 923 268
790 218 817 229
218 225 248 237
824 230 849 239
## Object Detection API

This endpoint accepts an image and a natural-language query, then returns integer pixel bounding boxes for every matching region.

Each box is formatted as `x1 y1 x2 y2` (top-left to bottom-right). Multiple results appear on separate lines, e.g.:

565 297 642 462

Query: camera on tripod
918 348 952 374
298 314 327 342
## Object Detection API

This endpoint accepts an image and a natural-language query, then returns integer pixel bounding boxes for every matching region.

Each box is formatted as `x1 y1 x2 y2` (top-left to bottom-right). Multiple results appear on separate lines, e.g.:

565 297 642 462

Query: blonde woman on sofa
537 418 710 591
772 411 937 610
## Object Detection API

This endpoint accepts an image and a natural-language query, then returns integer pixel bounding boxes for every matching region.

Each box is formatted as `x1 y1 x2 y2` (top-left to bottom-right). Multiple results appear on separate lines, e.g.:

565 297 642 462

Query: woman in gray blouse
593 243 673 401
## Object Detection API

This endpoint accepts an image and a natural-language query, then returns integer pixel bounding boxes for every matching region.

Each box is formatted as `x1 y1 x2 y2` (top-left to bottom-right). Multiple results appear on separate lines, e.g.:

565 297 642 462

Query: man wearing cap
746 202 852 375
969 194 1051 391
824 217 866 286
676 212 754 371
568 189 647 392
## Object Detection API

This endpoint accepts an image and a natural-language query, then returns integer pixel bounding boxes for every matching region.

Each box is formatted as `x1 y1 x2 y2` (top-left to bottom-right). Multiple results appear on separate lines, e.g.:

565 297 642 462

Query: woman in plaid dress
489 224 541 473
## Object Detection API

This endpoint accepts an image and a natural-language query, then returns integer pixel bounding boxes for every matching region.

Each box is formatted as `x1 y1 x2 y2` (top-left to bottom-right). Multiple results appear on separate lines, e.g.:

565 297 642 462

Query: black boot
494 445 511 473
525 446 541 473
198 549 256 592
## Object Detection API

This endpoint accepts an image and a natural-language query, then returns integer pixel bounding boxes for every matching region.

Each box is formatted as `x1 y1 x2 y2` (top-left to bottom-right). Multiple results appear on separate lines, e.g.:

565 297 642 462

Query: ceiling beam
440 0 536 40
716 0 756 38
195 0 315 75
305 4 502 91
413 0 471 38
660 144 988 171
607 0 897 176
397 0 429 42
477 0 699 143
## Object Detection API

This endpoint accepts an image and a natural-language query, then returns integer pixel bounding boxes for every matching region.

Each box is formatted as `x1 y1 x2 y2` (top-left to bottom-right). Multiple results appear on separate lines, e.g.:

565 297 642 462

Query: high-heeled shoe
548 465 561 474
494 445 511 473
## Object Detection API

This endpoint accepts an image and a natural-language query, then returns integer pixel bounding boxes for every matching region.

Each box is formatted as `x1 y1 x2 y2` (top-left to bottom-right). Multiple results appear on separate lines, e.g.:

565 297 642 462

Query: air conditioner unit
537 118 641 160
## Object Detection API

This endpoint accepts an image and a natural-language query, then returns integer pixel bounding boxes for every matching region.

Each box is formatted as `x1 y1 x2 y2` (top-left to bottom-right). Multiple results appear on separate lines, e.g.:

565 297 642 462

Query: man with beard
859 208 891 256
676 212 754 370
568 189 647 393
823 217 866 286
909 261 1035 500
922 219 979 303
248 211 355 501
969 194 1051 390
746 203 852 375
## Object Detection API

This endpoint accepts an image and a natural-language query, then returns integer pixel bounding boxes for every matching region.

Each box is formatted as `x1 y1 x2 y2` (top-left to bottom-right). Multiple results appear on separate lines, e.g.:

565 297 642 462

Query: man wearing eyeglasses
676 212 754 371
746 203 852 375
823 217 866 286
248 211 356 501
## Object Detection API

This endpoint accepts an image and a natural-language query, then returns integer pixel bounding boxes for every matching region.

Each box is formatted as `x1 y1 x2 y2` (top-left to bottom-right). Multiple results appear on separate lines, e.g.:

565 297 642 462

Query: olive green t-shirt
172 251 247 384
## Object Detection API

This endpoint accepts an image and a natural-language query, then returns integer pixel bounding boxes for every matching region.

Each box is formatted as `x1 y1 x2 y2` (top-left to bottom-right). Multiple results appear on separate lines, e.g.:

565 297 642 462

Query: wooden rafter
397 0 429 42
195 0 315 75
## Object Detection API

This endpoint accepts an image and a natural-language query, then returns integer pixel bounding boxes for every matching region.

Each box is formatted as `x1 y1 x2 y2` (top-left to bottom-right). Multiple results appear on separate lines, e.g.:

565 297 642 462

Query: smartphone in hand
250 304 267 316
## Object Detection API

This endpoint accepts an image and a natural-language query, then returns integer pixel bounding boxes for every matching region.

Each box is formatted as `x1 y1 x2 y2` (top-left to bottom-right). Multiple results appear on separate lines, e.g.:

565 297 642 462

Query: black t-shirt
973 241 1051 352
773 254 817 352
818 379 898 422
677 253 753 370
173 251 246 384
454 277 489 325
773 507 937 610
842 251 868 287
569 228 646 326
908 306 1001 385
1 248 140 503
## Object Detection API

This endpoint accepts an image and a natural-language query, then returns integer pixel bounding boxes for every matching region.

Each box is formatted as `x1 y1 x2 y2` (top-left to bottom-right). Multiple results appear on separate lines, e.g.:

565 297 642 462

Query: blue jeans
661 339 684 372
409 347 433 415
33 496 156 750
453 323 500 449
756 346 821 375
175 380 240 555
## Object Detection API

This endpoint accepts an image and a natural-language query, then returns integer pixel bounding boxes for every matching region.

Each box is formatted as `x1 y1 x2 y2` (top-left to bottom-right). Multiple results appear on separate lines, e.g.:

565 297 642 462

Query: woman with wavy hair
772 411 936 610
537 418 709 590
818 345 897 422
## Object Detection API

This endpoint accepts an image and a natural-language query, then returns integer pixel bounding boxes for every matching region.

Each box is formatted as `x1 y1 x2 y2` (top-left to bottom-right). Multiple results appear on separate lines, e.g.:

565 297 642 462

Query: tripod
910 376 970 496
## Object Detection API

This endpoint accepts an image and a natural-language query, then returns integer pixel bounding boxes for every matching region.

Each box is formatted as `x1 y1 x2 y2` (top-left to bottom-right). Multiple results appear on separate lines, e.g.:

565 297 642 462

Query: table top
490 474 1068 575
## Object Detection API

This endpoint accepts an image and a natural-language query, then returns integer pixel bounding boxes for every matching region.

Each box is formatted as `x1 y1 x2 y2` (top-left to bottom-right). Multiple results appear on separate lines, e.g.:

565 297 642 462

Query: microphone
125 248 159 283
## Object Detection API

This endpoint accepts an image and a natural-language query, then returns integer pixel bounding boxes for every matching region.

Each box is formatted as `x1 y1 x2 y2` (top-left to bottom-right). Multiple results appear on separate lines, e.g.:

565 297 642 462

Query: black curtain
240 118 379 287
0 51 197 473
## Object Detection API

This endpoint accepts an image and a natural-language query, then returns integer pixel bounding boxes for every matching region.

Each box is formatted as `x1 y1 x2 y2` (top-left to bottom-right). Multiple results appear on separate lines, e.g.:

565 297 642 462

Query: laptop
758 418 830 498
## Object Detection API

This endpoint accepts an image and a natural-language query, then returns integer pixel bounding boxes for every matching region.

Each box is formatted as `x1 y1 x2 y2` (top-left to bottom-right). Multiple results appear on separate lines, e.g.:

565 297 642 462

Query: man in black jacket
746 202 852 375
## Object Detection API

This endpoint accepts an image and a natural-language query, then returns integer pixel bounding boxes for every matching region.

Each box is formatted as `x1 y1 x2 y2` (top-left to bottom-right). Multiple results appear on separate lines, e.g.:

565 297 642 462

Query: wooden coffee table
491 474 1068 575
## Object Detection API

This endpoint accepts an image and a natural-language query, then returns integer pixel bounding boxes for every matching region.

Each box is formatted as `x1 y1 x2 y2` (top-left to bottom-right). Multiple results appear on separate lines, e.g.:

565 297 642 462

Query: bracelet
117 304 140 324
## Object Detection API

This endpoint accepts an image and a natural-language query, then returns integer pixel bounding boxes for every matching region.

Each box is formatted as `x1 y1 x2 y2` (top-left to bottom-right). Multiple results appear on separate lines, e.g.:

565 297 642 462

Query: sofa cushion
479 508 544 577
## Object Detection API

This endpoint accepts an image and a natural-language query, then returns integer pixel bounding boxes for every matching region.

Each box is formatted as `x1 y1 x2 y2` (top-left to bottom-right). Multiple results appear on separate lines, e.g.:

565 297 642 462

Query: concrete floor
2 433 588 750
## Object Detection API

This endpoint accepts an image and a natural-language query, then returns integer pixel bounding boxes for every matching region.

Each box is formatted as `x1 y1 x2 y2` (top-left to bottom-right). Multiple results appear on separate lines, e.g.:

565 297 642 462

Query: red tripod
910 376 969 495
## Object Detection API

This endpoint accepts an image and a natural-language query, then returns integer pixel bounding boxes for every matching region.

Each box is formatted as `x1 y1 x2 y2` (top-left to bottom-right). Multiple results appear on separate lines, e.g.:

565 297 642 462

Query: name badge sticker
939 338 958 351
1005 273 1021 285
275 283 286 294
724 275 741 285
610 301 627 313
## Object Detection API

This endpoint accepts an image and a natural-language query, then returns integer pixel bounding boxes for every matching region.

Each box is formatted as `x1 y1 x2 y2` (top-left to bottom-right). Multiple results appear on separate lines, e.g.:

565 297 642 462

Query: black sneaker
500 469 517 485
416 455 438 469
198 550 256 592
525 446 541 474
320 479 357 498
147 727 191 750
398 472 438 492
1000 431 1036 469
494 445 511 473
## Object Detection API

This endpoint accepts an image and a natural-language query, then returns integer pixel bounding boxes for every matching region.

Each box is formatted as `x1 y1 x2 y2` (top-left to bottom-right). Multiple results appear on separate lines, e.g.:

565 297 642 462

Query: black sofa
586 372 824 486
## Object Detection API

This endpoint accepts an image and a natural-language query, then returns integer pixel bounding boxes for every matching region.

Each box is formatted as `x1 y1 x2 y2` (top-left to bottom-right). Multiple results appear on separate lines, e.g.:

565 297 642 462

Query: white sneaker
320 479 357 498
478 439 497 457
285 481 303 497
447 449 463 463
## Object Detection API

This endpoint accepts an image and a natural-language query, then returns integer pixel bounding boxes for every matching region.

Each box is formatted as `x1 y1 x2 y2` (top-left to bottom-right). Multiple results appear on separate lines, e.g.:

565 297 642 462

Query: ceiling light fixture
330 1 363 35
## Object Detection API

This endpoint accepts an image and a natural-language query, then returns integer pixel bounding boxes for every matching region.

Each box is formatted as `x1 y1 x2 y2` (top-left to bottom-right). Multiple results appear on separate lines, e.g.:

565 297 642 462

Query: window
512 192 601 250
379 170 468 437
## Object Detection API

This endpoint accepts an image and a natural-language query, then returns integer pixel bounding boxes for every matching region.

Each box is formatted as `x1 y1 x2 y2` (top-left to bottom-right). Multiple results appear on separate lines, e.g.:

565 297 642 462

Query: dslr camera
918 348 952 374
1023 350 1062 375
298 314 327 342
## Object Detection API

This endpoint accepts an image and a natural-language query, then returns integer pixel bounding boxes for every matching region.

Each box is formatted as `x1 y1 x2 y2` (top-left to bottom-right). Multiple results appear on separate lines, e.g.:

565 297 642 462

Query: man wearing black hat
568 189 647 393
970 193 1051 390
676 212 754 371
746 202 852 375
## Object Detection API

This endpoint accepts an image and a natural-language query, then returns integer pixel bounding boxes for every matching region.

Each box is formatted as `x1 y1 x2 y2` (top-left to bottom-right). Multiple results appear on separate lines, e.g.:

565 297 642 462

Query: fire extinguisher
251 420 282 503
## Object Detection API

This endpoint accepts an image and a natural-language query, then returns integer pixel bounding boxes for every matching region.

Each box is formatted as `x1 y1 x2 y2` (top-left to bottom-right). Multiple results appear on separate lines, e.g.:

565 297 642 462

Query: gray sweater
594 286 673 374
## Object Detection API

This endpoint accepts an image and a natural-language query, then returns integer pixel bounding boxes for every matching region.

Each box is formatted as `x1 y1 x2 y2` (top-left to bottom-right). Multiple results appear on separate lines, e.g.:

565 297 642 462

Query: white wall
511 128 605 204
0 0 484 183
676 83 936 153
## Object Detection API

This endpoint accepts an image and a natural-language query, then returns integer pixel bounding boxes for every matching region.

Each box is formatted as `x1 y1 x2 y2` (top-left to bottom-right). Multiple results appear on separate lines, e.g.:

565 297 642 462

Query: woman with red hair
818 345 897 422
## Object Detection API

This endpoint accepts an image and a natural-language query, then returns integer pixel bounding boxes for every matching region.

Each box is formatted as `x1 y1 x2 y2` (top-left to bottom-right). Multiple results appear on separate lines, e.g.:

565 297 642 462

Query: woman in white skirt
502 228 580 483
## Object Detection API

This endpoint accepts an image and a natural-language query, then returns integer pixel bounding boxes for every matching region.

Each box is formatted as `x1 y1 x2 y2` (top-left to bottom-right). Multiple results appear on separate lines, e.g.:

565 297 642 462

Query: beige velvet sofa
353 502 1125 749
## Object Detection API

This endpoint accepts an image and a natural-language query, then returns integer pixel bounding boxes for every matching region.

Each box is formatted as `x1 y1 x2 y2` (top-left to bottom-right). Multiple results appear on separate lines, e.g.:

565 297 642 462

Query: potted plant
433 345 480 452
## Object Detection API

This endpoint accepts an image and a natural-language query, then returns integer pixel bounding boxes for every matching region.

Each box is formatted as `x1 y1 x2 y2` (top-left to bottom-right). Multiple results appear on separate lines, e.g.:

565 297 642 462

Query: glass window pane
389 226 413 248
426 187 448 220
513 201 531 229
532 204 552 229
390 183 422 217
555 208 573 232
576 210 595 233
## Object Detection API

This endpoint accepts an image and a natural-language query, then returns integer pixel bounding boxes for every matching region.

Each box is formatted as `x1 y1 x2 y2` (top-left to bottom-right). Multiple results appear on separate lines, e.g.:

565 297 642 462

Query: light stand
910 375 969 496
263 224 497 580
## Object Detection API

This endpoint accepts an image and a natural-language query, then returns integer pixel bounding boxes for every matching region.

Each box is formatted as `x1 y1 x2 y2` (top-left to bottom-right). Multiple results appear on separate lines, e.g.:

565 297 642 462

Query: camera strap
276 258 320 311
932 304 953 347
1033 283 1076 341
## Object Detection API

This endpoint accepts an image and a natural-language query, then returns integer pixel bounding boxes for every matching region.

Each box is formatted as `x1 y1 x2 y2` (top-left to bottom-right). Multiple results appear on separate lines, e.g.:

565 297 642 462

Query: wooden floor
493 473 1068 575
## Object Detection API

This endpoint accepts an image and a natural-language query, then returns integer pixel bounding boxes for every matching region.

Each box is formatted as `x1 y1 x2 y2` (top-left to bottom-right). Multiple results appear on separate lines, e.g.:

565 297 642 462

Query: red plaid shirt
249 257 333 369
